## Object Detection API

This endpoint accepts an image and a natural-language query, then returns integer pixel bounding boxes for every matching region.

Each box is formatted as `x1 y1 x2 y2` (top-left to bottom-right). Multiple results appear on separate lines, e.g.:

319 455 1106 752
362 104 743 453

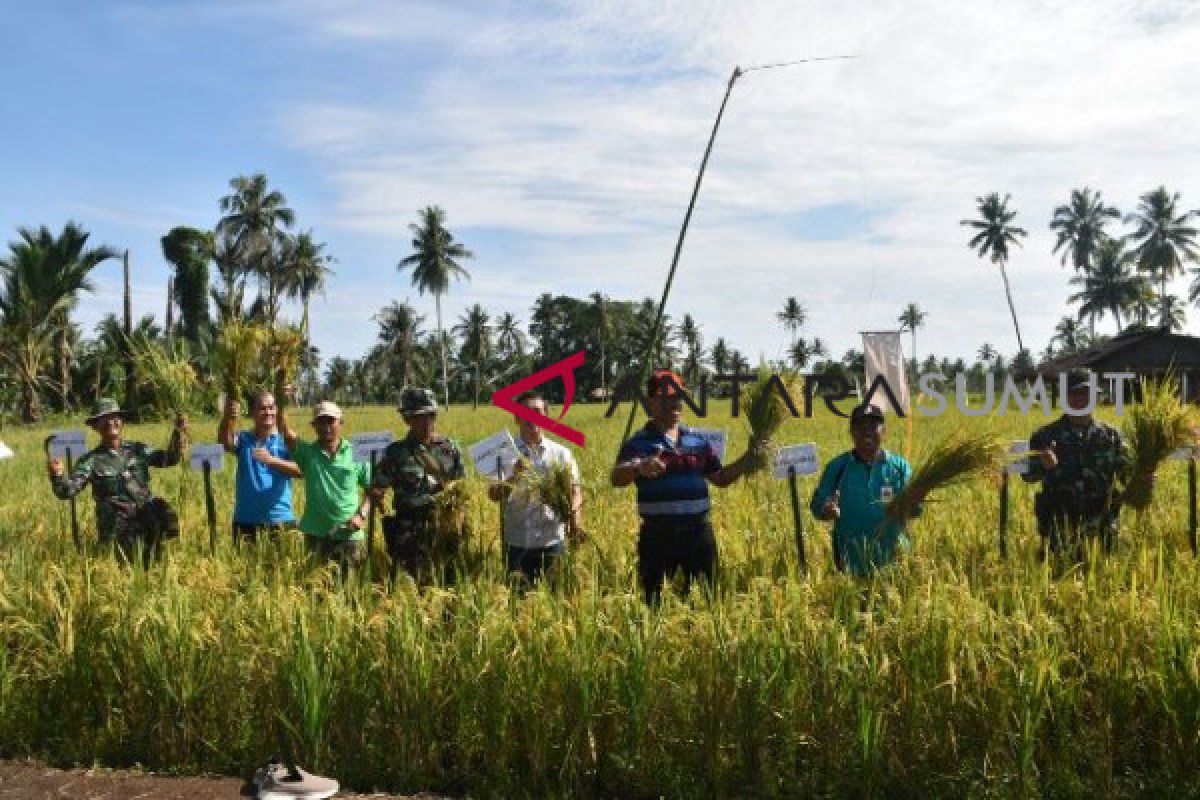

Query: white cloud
113 0 1200 364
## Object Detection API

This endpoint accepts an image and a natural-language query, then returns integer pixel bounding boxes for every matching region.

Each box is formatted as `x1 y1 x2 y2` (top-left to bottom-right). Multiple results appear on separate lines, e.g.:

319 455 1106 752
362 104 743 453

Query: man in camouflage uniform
372 387 466 582
46 398 185 568
1023 370 1133 560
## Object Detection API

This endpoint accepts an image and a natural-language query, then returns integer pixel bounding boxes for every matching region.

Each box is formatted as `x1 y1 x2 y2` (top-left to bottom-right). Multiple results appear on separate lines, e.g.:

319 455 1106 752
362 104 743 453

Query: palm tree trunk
123 250 136 412
56 326 70 412
998 261 1025 354
1112 306 1123 334
473 360 480 410
436 293 449 408
165 275 175 336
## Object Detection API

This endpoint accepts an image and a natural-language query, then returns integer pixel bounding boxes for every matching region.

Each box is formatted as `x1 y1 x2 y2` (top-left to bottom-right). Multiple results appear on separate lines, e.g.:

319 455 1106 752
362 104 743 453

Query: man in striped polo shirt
612 369 755 604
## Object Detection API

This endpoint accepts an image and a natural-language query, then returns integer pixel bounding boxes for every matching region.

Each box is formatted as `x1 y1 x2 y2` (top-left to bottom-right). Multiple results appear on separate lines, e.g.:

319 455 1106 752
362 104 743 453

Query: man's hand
346 512 364 532
223 398 241 419
821 489 841 521
636 454 667 479
174 413 189 433
47 457 64 479
252 447 274 466
1036 441 1058 471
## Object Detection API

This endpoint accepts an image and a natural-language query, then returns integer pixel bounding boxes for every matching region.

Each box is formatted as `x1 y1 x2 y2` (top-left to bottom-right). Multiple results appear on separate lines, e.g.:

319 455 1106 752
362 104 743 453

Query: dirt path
0 760 440 799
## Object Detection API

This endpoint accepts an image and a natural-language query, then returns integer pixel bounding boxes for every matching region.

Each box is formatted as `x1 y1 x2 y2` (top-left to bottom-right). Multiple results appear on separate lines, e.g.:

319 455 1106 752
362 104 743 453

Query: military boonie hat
312 400 343 420
85 398 126 426
399 387 438 415
849 402 885 423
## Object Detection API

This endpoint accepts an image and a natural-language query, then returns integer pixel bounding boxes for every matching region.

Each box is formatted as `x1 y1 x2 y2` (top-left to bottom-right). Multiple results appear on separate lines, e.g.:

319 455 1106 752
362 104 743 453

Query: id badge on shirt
880 485 894 503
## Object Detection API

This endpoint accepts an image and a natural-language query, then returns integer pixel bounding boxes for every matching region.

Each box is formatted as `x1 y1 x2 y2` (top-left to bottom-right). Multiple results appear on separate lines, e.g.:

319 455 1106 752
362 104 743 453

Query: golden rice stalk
268 324 306 389
214 320 268 400
739 369 802 471
132 337 198 415
433 479 471 540
1122 375 1195 510
517 459 577 524
885 429 1005 522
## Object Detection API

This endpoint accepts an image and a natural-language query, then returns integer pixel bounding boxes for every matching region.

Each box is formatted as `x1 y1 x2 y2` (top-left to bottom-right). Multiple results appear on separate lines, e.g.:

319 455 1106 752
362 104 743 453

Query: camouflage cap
1064 368 1096 391
399 387 438 415
85 398 126 426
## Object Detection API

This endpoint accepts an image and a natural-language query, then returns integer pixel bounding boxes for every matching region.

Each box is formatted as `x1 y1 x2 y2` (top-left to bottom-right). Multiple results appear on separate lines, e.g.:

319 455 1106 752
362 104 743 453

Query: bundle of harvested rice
739 369 803 471
132 337 198 416
517 459 577 524
885 429 1005 522
268 324 306 392
214 321 268 400
433 480 471 540
1122 376 1195 510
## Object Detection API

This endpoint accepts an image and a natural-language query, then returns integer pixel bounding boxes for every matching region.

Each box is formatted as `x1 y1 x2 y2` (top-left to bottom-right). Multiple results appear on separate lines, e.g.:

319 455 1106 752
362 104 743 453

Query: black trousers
637 515 717 604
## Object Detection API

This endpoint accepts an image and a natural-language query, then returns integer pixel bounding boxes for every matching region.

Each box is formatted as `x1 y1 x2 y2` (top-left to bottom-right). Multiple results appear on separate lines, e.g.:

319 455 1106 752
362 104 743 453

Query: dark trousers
384 515 458 583
106 532 163 570
505 542 564 582
637 515 717 604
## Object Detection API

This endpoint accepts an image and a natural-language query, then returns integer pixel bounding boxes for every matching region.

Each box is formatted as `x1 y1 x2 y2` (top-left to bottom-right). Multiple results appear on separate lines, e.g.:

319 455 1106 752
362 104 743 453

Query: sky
3 0 1199 371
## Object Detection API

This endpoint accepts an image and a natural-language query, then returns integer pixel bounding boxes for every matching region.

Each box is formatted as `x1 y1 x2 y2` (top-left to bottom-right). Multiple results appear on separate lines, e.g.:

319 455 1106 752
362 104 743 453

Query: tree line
2 176 1197 422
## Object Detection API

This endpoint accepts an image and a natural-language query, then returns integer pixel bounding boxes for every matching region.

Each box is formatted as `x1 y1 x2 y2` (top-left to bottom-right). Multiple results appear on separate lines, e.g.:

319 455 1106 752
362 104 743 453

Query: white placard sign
773 442 819 479
1008 441 1030 475
350 431 395 463
48 430 87 459
469 430 521 477
1169 445 1200 461
190 443 225 472
0 440 13 460
689 428 727 462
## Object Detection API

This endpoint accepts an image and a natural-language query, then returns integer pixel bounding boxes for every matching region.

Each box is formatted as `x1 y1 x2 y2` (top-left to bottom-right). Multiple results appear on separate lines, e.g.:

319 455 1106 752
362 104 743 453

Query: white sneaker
253 758 339 799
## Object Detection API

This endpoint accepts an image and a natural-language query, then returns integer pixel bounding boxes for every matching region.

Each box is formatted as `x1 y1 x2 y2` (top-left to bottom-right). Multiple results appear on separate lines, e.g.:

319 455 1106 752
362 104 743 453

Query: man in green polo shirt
280 400 373 570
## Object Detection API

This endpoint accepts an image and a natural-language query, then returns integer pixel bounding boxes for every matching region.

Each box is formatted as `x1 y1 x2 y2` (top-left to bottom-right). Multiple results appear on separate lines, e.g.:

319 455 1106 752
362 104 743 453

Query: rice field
1 401 1199 798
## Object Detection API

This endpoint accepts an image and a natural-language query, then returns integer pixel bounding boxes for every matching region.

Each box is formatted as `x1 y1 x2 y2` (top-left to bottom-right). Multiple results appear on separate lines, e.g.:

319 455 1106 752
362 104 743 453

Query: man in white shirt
487 391 583 582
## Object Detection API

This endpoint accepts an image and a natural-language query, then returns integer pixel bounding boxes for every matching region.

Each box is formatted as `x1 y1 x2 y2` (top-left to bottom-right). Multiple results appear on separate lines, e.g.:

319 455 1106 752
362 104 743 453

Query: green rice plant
1122 375 1196 510
885 428 1005 522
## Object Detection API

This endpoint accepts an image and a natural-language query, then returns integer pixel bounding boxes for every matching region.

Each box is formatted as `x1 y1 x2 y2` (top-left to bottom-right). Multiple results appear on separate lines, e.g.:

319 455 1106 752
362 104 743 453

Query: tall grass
1 403 1200 797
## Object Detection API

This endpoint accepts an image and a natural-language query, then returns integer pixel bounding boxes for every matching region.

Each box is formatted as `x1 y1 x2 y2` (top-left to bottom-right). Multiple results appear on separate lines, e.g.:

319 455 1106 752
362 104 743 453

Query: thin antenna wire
741 55 859 72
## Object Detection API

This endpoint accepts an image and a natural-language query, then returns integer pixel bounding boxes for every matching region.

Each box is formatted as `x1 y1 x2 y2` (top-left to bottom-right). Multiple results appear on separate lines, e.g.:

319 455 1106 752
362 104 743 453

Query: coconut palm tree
374 300 425 390
1126 186 1199 323
1051 317 1089 353
1049 187 1121 273
961 193 1028 353
897 302 926 377
588 292 612 396
281 231 335 337
453 303 491 409
494 311 527 363
217 173 295 325
1159 294 1187 331
324 356 352 404
677 313 704 386
776 296 806 349
161 226 214 345
976 343 997 366
397 206 473 408
1067 238 1145 334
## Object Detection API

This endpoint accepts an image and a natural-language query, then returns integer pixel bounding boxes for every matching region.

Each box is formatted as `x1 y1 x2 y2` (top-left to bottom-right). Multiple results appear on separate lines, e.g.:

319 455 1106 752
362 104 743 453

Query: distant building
1034 326 1200 401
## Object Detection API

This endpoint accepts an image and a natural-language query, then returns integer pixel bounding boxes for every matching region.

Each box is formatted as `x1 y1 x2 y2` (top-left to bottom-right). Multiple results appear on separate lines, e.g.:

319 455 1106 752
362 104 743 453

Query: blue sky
3 0 1200 369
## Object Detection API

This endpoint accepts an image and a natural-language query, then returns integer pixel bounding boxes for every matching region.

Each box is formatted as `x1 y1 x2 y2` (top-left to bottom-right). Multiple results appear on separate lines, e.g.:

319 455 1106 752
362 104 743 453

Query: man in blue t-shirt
218 390 299 545
810 402 923 576
612 369 755 604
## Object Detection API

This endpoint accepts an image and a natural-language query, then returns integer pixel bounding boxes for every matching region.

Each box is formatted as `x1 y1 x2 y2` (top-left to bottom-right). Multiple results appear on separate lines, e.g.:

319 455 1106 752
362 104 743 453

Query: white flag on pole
861 331 910 414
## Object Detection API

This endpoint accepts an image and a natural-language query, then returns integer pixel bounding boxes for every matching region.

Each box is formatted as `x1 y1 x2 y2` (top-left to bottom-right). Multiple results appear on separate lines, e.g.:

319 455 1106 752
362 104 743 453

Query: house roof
1035 326 1200 376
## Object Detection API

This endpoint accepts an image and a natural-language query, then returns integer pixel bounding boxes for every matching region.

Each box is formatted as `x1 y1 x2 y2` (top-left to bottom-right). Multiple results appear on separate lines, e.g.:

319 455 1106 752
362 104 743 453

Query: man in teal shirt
810 403 923 576
281 400 373 571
